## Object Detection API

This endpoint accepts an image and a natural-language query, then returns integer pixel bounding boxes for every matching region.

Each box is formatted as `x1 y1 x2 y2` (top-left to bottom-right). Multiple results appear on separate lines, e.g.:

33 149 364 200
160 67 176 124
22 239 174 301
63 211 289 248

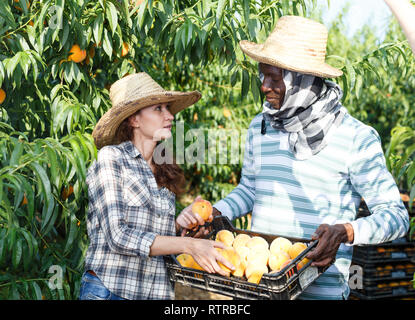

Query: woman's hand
176 195 213 237
185 238 235 276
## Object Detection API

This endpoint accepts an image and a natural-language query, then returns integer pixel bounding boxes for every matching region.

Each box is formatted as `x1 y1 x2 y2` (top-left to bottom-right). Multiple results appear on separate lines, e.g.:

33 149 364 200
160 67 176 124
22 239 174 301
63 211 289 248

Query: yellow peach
270 237 292 255
215 230 235 247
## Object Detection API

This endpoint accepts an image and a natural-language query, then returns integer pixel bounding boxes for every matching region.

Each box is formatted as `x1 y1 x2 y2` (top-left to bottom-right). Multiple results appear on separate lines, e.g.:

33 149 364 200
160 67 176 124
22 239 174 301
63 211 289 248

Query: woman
79 73 234 300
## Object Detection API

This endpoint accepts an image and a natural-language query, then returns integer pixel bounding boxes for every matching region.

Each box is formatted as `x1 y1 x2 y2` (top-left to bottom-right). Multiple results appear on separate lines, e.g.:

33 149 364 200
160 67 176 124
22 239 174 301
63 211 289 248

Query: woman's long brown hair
116 112 186 196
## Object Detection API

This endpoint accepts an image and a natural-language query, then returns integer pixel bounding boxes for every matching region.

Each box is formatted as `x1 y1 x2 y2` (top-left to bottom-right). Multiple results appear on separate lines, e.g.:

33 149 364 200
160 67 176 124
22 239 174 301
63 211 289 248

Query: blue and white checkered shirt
84 140 176 300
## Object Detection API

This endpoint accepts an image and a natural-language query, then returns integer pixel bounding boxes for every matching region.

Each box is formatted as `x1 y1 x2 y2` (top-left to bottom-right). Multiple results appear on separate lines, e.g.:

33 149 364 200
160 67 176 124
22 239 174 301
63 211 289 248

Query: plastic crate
351 261 415 281
350 277 415 300
165 216 331 300
352 237 415 263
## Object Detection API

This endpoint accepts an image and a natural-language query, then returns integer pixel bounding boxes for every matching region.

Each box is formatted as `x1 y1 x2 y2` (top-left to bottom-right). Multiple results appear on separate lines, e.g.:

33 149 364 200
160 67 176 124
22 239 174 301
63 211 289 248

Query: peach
191 199 213 221
288 242 310 270
245 260 268 285
270 237 292 255
216 247 240 276
235 246 250 262
247 247 270 266
246 236 269 251
268 250 291 272
232 259 247 277
232 233 251 250
176 253 203 270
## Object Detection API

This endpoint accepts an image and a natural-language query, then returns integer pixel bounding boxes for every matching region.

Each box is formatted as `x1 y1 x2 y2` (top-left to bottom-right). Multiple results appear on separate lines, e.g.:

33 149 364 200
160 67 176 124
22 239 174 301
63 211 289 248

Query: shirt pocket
160 189 176 217
122 175 152 209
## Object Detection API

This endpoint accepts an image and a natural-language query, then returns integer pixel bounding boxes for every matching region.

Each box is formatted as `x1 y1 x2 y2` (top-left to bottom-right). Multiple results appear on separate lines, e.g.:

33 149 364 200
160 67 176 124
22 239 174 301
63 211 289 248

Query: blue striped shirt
213 109 409 300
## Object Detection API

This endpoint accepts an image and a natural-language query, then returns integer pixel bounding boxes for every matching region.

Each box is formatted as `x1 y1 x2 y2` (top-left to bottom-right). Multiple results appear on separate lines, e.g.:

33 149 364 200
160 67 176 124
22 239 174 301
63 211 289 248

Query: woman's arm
385 0 415 54
149 235 235 276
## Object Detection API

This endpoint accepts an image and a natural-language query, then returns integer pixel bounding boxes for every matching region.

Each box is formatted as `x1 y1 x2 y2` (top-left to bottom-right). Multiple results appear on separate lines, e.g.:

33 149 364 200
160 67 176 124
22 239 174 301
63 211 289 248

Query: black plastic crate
165 216 331 300
351 260 415 281
352 237 415 263
350 277 415 299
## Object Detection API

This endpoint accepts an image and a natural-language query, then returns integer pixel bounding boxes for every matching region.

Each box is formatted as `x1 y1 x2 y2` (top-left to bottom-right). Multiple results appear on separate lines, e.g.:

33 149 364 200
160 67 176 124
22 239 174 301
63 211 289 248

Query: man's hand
212 207 222 218
306 223 354 267
175 197 223 238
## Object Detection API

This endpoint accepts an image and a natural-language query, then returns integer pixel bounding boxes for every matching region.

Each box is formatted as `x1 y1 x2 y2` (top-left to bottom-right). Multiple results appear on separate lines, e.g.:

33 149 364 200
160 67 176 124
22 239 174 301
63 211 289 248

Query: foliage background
0 0 414 299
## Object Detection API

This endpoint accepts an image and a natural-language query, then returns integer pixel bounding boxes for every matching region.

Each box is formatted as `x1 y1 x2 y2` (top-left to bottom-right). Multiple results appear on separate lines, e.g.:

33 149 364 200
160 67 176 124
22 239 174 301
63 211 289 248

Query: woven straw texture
239 15 343 78
92 73 201 149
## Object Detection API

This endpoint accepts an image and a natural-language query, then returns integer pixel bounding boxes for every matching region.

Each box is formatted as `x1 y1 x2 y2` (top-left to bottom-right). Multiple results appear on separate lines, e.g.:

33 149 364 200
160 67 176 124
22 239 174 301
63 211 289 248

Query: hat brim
239 40 343 78
92 90 201 149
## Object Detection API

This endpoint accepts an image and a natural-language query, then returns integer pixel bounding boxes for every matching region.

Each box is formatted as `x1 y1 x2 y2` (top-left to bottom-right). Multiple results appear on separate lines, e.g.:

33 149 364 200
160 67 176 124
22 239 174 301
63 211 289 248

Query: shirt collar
122 140 142 159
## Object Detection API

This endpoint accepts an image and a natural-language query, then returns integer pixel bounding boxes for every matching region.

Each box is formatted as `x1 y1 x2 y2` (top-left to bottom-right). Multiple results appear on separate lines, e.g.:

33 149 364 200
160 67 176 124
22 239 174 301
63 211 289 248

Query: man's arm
385 0 415 54
307 126 409 266
347 126 409 245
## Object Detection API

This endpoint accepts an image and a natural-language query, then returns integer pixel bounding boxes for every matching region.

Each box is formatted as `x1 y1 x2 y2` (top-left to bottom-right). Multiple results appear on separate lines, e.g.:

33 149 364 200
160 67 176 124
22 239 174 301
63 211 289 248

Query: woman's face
129 103 174 141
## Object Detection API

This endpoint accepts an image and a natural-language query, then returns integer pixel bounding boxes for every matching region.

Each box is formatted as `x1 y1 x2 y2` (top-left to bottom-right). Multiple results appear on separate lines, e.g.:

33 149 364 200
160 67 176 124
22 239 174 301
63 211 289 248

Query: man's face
259 63 286 110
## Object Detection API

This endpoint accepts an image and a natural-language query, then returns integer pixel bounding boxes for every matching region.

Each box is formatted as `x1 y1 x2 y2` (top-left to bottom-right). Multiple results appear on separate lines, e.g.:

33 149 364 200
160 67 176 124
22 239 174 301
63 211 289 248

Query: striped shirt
84 140 176 300
213 109 409 300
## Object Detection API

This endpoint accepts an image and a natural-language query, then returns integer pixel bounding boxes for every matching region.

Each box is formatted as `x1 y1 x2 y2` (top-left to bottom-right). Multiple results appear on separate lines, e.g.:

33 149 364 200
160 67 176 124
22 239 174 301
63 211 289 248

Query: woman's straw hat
92 72 201 149
239 15 342 78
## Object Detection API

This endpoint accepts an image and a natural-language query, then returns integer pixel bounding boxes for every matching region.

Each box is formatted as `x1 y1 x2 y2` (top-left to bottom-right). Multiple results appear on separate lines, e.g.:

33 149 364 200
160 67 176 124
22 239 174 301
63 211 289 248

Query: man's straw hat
92 72 201 149
239 15 343 78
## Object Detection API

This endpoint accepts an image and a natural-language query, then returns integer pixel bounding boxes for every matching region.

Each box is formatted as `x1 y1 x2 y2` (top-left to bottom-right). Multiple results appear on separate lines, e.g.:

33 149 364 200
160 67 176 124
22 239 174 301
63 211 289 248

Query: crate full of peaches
167 199 327 298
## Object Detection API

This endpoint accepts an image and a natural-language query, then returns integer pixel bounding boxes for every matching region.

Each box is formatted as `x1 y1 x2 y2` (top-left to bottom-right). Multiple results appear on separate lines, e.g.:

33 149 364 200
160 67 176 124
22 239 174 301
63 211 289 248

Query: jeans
79 271 126 300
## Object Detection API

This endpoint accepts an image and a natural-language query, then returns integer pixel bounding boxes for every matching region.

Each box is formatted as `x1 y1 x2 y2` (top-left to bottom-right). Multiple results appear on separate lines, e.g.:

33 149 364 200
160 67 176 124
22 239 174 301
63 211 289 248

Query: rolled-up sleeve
90 146 157 257
348 126 410 245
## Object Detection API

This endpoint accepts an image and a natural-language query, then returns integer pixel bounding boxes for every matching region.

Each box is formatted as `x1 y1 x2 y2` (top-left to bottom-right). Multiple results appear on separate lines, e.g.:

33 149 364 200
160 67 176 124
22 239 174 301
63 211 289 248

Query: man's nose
261 77 272 94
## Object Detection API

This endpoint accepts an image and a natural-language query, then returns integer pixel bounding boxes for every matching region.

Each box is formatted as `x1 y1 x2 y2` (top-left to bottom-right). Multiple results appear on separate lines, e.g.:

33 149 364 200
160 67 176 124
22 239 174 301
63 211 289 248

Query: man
211 16 409 299
384 0 415 54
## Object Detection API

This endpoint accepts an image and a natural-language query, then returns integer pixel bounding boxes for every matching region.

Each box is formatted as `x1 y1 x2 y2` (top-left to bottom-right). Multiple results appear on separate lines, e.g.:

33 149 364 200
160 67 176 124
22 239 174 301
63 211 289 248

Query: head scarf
260 69 346 160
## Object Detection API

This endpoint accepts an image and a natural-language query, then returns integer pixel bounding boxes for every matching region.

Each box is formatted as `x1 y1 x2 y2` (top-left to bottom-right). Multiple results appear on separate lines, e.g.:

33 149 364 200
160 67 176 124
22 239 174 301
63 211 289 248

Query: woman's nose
165 109 174 120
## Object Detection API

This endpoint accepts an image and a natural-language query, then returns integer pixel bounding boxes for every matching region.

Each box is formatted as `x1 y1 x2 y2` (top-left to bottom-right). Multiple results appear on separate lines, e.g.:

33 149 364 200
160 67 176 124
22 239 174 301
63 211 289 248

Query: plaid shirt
84 140 176 300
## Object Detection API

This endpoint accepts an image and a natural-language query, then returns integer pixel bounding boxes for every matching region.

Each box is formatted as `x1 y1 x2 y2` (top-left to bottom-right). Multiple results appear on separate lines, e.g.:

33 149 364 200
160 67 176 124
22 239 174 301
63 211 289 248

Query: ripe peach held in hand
176 253 203 270
216 247 241 277
191 199 213 221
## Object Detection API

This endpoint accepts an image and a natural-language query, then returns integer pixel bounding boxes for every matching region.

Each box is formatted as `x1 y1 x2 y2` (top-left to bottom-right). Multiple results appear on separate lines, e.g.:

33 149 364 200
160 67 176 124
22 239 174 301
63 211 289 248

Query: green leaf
102 29 113 59
0 1 17 29
31 281 43 300
12 238 23 269
93 12 104 45
64 213 78 255
137 0 148 30
241 69 250 99
9 139 24 166
106 1 118 36
216 0 227 29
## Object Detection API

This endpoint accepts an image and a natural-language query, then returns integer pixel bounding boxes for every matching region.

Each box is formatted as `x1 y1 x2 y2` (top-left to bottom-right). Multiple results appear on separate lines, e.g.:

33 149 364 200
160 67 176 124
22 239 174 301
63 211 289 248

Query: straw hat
239 15 342 78
92 72 201 149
